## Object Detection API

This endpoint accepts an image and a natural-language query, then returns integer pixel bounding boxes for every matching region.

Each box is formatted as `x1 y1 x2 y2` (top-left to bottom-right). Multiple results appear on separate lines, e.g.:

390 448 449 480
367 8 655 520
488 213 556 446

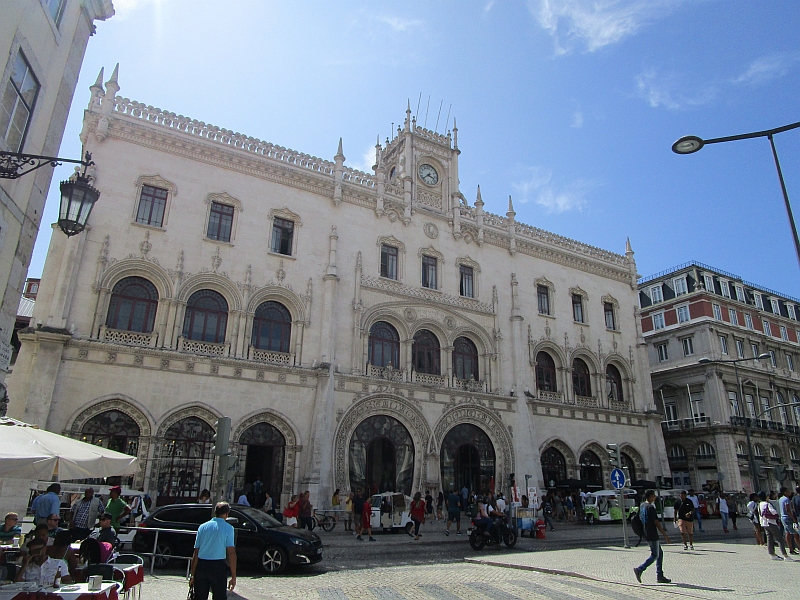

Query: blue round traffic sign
610 468 626 490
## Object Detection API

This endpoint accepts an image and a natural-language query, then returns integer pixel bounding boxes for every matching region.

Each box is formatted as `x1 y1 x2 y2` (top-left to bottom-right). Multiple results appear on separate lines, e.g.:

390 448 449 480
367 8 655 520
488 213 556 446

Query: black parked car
132 503 322 575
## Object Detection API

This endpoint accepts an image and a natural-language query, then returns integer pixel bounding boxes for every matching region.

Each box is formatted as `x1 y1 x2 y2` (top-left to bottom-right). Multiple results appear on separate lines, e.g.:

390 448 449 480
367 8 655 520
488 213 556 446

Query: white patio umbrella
0 418 139 480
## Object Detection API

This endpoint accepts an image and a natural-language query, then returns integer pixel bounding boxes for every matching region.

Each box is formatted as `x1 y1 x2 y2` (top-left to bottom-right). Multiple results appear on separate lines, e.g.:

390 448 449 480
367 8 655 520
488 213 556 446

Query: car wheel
503 529 517 548
322 516 336 532
260 546 288 575
154 542 173 568
469 531 486 550
587 513 595 525
405 522 414 536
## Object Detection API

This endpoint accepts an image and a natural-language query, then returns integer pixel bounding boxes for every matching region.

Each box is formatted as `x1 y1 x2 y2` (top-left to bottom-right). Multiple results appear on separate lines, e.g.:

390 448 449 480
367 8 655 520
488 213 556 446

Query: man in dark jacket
634 490 672 584
674 490 695 550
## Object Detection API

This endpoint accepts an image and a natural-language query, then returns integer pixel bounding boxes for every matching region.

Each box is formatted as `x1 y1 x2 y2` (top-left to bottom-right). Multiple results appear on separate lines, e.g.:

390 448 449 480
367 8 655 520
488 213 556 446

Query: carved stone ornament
135 174 177 197
205 191 243 212
404 308 418 322
139 231 152 258
444 316 456 330
423 222 439 239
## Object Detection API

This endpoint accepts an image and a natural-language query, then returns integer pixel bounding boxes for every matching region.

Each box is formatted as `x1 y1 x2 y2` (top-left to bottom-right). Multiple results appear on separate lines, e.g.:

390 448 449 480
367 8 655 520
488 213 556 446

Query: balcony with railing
248 347 292 365
575 395 598 408
452 377 488 393
410 371 447 388
537 390 564 404
177 337 229 357
661 417 711 433
366 363 404 382
730 416 784 432
100 326 158 348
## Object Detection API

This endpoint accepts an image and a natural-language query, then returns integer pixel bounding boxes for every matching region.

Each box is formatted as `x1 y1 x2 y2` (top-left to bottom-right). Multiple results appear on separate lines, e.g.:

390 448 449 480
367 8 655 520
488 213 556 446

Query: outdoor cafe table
111 565 142 598
0 582 119 600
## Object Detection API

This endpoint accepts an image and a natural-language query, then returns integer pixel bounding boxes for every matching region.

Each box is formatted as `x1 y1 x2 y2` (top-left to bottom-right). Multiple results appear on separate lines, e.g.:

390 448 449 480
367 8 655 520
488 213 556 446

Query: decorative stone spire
326 225 339 277
333 138 345 205
452 117 458 150
374 135 381 170
507 195 517 256
625 237 637 289
625 237 634 256
475 185 484 247
510 273 521 319
404 99 411 131
104 63 119 101
89 67 104 110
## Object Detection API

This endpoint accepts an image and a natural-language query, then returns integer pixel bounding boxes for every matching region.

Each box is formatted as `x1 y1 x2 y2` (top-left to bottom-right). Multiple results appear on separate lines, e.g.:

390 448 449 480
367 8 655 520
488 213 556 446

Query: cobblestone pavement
140 528 795 599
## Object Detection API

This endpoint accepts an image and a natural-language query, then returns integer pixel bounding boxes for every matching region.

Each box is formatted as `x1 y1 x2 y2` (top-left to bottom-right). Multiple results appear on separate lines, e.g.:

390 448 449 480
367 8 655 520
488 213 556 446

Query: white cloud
484 1 495 12
733 52 800 86
511 166 590 213
112 0 158 20
376 16 425 32
528 0 682 55
635 68 715 110
571 110 583 128
351 145 377 174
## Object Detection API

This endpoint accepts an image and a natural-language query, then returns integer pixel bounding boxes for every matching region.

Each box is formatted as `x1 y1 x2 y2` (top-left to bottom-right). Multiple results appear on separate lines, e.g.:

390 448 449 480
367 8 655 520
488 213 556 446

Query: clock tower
373 102 463 224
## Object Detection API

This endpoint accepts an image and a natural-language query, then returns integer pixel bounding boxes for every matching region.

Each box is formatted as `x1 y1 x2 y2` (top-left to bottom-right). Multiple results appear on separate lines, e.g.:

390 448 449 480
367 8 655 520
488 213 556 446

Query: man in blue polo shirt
31 485 62 526
190 502 236 600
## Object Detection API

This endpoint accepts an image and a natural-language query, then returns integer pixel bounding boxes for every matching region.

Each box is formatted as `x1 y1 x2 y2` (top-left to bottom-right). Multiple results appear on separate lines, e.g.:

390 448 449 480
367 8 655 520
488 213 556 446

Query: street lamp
698 353 770 493
57 153 100 237
672 121 800 268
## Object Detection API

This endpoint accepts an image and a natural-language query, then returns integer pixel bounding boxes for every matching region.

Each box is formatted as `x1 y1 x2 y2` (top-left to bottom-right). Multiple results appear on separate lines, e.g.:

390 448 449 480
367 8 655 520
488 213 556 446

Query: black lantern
57 153 100 237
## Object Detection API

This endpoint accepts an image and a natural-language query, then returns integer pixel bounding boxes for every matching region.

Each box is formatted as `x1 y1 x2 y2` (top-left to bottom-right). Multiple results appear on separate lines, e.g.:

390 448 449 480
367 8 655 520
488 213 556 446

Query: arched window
412 330 440 375
106 277 159 333
793 395 800 426
368 321 400 368
621 452 636 482
536 352 557 392
251 301 291 352
668 445 686 459
696 442 716 460
572 358 591 397
754 444 765 458
80 410 140 456
791 447 798 461
540 447 567 489
183 290 228 344
440 423 495 496
606 364 624 403
736 442 747 457
349 415 414 495
453 337 479 381
580 450 603 487
770 446 781 460
158 416 216 505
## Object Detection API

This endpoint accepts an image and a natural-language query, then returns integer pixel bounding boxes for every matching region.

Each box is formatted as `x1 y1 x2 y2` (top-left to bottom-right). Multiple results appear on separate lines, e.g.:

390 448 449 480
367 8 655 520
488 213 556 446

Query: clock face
418 163 439 186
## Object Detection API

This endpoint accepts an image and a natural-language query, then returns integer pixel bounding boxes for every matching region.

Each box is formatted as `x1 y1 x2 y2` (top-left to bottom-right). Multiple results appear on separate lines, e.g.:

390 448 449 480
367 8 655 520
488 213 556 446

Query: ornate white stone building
8 70 669 507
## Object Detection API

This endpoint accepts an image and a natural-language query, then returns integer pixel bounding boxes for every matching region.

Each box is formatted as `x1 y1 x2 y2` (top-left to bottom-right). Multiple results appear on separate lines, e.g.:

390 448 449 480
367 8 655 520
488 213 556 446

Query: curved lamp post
673 121 800 268
699 353 773 493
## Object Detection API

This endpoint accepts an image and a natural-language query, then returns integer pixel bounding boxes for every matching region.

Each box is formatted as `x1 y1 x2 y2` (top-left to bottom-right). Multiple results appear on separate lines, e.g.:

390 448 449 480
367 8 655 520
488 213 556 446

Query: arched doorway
349 415 414 495
541 447 567 489
157 417 216 506
239 422 285 508
80 410 141 488
440 424 495 494
580 450 603 490
621 452 636 482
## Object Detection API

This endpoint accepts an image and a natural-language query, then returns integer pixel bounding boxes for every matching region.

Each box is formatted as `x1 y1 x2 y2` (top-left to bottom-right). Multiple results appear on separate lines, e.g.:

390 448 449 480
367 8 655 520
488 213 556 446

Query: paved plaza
140 519 797 599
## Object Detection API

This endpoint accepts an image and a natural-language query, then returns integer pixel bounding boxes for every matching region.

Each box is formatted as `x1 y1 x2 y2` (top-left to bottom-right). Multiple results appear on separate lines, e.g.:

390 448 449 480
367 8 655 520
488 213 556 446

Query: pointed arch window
540 447 567 488
580 450 603 487
183 290 228 344
106 277 159 333
453 337 479 381
536 351 557 392
368 321 400 368
572 358 592 397
606 364 624 403
412 329 440 375
252 301 292 352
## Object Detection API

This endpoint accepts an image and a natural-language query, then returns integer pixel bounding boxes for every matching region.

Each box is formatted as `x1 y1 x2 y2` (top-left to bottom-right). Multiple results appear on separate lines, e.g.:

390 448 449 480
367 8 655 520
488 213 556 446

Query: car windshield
234 507 283 528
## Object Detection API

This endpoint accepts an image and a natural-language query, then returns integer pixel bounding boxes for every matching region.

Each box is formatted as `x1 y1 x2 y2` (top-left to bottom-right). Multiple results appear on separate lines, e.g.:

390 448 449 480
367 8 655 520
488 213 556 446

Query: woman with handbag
410 492 426 540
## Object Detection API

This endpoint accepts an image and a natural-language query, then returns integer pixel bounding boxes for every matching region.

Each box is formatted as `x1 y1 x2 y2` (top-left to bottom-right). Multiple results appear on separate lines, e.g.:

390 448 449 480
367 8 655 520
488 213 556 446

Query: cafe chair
110 553 144 565
86 563 115 580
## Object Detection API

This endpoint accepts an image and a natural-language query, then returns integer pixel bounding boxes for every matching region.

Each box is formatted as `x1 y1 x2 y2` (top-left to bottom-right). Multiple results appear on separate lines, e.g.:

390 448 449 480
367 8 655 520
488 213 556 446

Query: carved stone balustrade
575 395 598 408
609 400 630 412
100 326 158 348
367 363 404 382
249 348 292 365
453 378 487 393
411 372 446 387
538 390 564 404
177 337 229 357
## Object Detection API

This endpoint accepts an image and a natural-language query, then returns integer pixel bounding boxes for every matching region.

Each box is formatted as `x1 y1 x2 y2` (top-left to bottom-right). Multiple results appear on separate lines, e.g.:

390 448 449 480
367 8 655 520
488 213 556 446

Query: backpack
630 510 644 537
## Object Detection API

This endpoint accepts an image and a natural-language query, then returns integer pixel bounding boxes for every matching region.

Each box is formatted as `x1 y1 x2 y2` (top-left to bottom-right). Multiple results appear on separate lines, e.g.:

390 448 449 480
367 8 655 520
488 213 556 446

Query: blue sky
34 0 800 297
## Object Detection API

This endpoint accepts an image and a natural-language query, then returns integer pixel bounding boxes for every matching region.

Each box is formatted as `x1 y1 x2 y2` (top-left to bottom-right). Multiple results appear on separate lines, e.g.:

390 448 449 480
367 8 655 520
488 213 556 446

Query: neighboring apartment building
0 0 114 386
639 261 800 493
9 72 668 506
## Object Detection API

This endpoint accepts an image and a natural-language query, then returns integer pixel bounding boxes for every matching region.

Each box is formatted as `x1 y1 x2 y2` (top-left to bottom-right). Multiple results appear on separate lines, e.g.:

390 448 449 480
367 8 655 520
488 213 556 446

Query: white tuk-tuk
369 492 415 534
584 490 637 524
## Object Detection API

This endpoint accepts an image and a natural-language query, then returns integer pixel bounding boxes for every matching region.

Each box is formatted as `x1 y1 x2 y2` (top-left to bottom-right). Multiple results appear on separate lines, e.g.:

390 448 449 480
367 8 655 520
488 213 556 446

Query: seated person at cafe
47 530 79 580
26 524 51 547
0 513 21 543
15 538 72 585
94 513 119 547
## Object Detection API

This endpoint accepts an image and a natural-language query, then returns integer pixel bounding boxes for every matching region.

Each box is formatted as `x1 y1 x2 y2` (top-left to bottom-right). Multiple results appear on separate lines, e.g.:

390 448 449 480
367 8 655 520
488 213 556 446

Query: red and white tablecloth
111 565 142 591
0 582 119 600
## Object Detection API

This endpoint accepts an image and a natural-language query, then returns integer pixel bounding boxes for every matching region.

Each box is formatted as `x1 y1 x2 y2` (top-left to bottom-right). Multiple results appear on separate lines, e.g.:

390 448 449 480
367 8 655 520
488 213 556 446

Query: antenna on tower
415 92 422 121
424 95 431 128
444 104 452 133
434 100 443 132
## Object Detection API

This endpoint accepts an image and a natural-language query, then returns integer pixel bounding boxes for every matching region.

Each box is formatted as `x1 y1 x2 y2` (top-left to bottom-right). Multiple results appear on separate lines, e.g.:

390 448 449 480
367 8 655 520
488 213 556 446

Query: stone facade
0 1 115 401
639 261 800 493
8 72 668 507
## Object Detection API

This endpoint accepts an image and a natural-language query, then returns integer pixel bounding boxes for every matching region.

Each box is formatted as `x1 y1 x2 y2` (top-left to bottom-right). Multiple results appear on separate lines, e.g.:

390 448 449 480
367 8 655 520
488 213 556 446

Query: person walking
445 489 462 536
344 492 354 532
353 489 365 539
758 490 791 561
687 489 703 532
361 494 376 541
263 493 273 517
633 489 672 584
298 491 313 531
436 491 444 521
190 501 237 600
747 493 765 546
674 490 695 550
68 488 104 542
424 490 434 522
283 495 299 527
410 492 426 540
717 493 730 533
778 487 800 555
461 486 469 511
31 484 62 526
104 486 130 532
541 493 556 531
